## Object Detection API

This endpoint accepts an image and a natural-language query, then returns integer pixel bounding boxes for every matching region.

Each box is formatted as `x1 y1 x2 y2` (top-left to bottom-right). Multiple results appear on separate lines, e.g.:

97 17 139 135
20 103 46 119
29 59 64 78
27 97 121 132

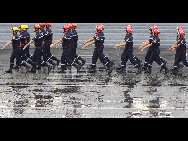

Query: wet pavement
0 47 188 118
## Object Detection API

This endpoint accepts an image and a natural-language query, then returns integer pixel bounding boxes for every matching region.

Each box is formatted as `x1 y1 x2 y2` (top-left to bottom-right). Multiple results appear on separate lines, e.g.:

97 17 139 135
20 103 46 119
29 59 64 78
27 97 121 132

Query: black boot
116 65 122 70
57 67 65 73
48 65 52 74
50 62 56 70
75 64 82 72
5 68 13 73
136 64 142 74
116 64 126 71
116 67 125 73
56 59 61 67
164 67 169 74
88 67 96 73
36 64 41 70
107 66 113 74
142 65 147 71
144 68 151 74
170 68 178 74
109 61 114 67
81 59 86 67
29 67 36 73
163 59 167 66
30 66 36 73
137 59 142 66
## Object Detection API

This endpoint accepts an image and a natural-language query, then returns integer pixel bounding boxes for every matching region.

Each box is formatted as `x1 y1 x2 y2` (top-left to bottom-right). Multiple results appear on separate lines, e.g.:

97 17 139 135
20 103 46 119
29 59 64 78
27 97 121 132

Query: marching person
24 25 32 60
82 26 113 73
50 25 82 73
1 27 30 73
45 23 60 67
70 23 86 66
39 23 56 69
113 25 142 74
83 25 113 69
139 25 166 71
23 24 52 73
167 28 188 74
140 28 169 74
18 25 32 68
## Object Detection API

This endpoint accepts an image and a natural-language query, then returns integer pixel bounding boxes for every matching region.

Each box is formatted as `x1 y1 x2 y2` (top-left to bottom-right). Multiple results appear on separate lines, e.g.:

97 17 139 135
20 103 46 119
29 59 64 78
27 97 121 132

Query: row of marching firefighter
1 23 187 75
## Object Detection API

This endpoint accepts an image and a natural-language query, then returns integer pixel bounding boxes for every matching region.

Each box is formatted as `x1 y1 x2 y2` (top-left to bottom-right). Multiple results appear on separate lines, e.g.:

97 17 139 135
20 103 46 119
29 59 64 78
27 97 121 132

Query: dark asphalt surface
0 47 188 118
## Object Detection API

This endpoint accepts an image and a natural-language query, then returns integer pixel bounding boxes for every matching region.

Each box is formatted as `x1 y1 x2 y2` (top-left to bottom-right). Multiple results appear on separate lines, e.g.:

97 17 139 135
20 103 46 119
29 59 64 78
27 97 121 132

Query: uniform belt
125 47 133 49
178 50 186 52
95 46 103 49
152 48 159 51
13 46 20 49
47 40 52 42
63 47 70 50
35 44 42 48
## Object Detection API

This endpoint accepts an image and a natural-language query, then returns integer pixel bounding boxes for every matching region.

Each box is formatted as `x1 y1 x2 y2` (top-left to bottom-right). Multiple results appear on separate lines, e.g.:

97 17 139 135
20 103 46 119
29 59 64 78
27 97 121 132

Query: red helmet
96 26 102 32
127 25 132 30
33 24 41 29
149 26 154 32
153 29 160 35
126 27 132 33
100 25 104 30
46 23 51 27
179 29 185 36
67 24 73 30
177 27 183 35
72 23 77 28
153 25 158 30
62 25 69 31
39 23 46 28
177 27 183 31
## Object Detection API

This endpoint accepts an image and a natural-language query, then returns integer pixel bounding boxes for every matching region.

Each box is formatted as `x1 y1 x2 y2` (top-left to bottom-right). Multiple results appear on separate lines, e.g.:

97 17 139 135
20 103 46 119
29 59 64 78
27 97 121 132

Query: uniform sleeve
125 37 133 44
152 38 160 46
19 33 26 39
149 35 153 44
179 39 186 45
32 35 37 41
94 35 102 42
72 32 78 37
61 34 71 41
11 35 20 41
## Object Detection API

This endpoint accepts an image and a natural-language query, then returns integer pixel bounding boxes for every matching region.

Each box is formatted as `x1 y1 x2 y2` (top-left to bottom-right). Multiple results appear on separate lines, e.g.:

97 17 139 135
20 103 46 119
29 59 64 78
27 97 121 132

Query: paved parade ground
0 48 188 118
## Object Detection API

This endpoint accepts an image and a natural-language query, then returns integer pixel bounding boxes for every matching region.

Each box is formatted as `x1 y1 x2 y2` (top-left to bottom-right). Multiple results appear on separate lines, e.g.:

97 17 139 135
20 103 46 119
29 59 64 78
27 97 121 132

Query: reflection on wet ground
0 48 188 118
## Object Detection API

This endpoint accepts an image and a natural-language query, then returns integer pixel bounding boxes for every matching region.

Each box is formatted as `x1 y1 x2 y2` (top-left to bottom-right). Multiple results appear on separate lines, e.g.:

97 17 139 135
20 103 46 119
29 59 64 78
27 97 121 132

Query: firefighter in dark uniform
23 24 52 73
50 25 82 73
141 28 169 74
24 25 32 60
168 28 188 74
83 25 114 69
97 25 114 67
82 26 113 73
114 25 142 74
139 25 166 71
19 25 32 67
39 23 56 69
71 23 86 66
45 23 60 66
66 24 81 66
1 27 30 73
